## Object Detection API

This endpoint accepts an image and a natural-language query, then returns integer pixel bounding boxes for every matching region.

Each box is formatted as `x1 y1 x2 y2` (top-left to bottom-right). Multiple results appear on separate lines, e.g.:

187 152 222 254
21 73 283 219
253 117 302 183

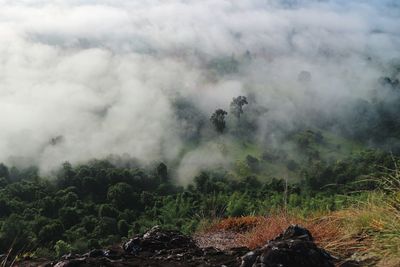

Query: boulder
123 225 197 254
49 225 334 267
51 226 245 266
241 224 334 267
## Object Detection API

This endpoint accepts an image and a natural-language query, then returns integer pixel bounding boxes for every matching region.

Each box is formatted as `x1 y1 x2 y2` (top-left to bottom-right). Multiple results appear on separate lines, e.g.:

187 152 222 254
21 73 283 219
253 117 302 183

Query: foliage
210 109 228 133
230 96 248 120
0 149 397 260
54 240 72 258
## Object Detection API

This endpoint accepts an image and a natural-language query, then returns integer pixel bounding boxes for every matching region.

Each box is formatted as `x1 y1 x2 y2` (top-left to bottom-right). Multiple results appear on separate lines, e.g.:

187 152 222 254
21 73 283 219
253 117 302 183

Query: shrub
54 240 72 257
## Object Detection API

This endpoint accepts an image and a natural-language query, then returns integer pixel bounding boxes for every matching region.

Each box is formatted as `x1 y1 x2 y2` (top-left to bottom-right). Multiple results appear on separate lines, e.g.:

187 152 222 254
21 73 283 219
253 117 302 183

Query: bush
54 240 72 257
107 183 135 210
118 220 130 237
39 220 64 244
226 194 249 217
98 204 119 218
59 207 80 229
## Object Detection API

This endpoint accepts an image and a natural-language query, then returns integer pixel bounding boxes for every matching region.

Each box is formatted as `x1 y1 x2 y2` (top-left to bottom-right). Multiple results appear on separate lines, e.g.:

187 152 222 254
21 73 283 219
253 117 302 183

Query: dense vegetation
1 2 399 265
1 73 399 260
0 64 398 261
0 147 396 258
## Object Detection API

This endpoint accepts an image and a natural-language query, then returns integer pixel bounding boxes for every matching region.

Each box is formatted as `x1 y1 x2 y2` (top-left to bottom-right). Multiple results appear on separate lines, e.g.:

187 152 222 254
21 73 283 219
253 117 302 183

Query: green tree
59 207 80 229
94 217 117 236
107 182 135 210
54 240 72 257
0 214 31 252
0 163 9 179
98 204 119 218
117 220 129 237
39 220 64 244
230 96 248 120
210 109 228 133
156 163 168 183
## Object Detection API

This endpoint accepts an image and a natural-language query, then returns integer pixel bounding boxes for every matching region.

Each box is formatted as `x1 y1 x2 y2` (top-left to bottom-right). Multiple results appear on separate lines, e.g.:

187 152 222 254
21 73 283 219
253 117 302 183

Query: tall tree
156 162 168 182
210 109 228 133
230 96 248 120
0 163 9 179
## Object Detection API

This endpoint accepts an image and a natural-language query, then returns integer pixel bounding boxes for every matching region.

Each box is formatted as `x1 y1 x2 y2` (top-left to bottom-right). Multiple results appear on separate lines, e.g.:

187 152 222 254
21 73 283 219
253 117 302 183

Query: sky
0 0 399 177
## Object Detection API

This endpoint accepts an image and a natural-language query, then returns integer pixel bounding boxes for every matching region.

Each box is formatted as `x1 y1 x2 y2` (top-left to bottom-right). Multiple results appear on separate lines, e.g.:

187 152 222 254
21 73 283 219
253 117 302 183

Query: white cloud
0 0 398 178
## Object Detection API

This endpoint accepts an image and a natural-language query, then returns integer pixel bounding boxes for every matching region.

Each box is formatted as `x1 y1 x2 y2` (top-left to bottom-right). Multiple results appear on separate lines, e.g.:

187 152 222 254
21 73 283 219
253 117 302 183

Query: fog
0 0 399 180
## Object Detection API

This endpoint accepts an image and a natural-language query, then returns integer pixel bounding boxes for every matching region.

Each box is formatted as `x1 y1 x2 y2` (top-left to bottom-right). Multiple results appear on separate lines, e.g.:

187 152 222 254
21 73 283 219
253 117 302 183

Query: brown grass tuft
203 212 370 260
204 216 265 233
198 185 400 265
238 213 302 249
239 212 370 259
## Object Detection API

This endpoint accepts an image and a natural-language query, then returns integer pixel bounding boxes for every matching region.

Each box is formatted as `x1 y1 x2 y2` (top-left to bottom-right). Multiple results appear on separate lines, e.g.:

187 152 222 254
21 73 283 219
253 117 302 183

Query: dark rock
123 237 142 255
240 224 334 267
241 250 260 267
123 225 197 254
274 224 314 242
339 260 363 267
50 225 335 267
60 254 81 261
83 249 105 258
142 225 197 250
103 249 120 259
53 258 85 267
51 226 245 266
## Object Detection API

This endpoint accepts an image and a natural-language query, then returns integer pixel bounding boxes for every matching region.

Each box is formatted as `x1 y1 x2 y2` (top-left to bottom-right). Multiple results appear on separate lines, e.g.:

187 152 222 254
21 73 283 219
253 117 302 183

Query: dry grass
202 191 399 265
205 212 373 257
207 213 369 259
197 163 400 266
237 213 304 249
204 216 265 233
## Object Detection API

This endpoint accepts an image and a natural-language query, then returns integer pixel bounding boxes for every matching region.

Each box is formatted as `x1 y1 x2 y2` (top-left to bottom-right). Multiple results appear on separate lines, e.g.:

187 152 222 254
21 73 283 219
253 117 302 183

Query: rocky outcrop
123 226 198 254
240 225 334 267
47 226 247 267
30 225 335 267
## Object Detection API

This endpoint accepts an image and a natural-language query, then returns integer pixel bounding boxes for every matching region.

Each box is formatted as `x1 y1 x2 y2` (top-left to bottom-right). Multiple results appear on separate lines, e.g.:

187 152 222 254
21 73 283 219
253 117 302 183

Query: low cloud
0 0 399 179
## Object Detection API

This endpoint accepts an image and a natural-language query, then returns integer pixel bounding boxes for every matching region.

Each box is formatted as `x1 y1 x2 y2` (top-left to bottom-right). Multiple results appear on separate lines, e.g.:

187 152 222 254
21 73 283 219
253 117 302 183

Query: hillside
1 0 400 266
0 148 399 266
175 128 365 183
